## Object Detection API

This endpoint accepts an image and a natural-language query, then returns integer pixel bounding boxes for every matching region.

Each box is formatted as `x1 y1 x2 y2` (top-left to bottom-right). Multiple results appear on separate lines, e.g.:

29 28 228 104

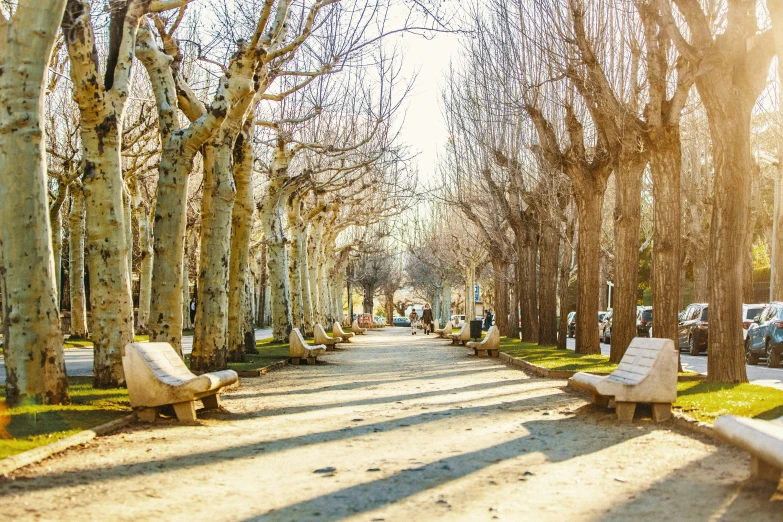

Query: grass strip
499 337 783 424
0 377 130 459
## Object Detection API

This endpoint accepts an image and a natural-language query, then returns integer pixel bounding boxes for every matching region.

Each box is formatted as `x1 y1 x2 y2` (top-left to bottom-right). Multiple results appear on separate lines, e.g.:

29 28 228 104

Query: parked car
636 307 653 338
567 312 576 337
742 303 767 340
599 310 613 343
678 303 708 355
745 302 783 368
393 316 410 327
451 314 466 326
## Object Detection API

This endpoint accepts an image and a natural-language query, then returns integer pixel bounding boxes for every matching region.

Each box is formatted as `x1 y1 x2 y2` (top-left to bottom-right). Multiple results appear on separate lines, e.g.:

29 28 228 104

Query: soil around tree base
1 329 780 521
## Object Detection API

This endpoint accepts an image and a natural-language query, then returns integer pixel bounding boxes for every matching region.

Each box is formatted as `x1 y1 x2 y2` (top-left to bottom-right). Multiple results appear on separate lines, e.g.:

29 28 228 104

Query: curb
236 359 288 378
0 413 136 477
498 352 705 382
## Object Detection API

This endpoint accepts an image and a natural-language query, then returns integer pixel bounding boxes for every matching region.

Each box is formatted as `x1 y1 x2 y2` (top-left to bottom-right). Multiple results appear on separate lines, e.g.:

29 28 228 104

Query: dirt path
0 328 779 521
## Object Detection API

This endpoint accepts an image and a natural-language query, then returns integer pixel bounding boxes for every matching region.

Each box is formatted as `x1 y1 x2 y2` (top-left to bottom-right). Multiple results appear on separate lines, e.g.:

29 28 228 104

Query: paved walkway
0 328 272 384
1 328 780 520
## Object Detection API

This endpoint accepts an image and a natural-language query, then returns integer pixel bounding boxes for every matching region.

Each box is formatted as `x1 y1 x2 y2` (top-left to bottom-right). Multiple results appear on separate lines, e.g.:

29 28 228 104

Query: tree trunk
319 246 334 324
442 283 452 325
227 122 254 362
192 140 236 371
132 179 153 333
69 186 89 337
574 185 604 354
286 197 305 332
260 181 292 343
705 106 752 383
308 218 324 325
772 161 783 300
743 164 759 303
610 159 645 362
648 128 681 349
182 232 192 330
518 213 539 342
0 0 70 405
538 218 560 346
557 215 575 350
50 193 65 307
363 283 375 313
299 225 314 336
491 257 509 336
508 264 520 340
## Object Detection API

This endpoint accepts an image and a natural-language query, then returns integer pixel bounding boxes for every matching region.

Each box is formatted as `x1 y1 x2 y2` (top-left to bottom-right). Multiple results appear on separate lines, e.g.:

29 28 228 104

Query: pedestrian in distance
422 303 434 335
409 309 420 335
190 297 197 325
483 308 494 331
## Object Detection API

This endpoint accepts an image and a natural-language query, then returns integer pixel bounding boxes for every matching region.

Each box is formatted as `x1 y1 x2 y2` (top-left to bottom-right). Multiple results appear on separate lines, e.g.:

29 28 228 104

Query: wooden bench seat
447 322 471 345
314 323 342 350
290 328 327 365
434 321 453 338
714 415 783 483
351 319 367 335
569 338 677 422
333 321 355 342
466 326 500 357
122 342 238 422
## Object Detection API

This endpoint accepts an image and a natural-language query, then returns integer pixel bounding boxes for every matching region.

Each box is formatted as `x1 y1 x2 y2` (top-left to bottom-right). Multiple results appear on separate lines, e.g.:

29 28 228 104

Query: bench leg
136 407 158 423
201 394 220 410
474 348 479 356
651 403 671 422
490 350 499 357
306 356 317 365
172 400 197 422
615 402 636 423
751 456 782 483
291 357 301 365
592 393 610 408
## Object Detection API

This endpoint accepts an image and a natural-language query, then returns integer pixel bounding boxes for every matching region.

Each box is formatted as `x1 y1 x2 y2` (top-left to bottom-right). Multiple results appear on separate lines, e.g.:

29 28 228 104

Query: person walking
421 303 434 335
483 308 494 331
190 297 197 325
409 308 420 335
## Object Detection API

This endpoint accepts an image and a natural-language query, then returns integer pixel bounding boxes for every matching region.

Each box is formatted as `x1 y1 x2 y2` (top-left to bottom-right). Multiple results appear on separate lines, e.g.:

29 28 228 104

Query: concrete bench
448 322 471 345
569 338 677 422
467 325 500 357
333 321 355 342
351 319 367 335
314 323 342 350
290 328 327 365
122 342 238 422
434 321 453 338
714 415 783 483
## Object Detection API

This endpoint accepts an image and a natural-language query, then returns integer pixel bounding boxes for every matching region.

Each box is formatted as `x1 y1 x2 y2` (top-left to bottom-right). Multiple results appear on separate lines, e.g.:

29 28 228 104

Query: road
566 337 783 390
0 328 272 384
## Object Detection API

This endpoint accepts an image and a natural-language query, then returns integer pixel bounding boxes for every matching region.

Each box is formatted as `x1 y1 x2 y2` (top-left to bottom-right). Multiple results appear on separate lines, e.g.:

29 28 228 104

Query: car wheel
745 339 759 365
767 340 781 368
689 336 700 356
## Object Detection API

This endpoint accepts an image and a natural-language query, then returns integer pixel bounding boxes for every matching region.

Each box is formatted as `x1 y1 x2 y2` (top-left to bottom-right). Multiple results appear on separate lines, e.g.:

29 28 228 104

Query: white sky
393 31 460 188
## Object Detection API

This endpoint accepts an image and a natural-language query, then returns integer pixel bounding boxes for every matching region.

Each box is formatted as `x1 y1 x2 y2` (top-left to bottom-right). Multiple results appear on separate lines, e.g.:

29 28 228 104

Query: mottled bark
131 180 153 333
0 0 70 405
307 215 324 325
610 159 646 362
227 121 254 362
192 137 236 372
508 264 520 340
68 186 89 337
286 196 306 331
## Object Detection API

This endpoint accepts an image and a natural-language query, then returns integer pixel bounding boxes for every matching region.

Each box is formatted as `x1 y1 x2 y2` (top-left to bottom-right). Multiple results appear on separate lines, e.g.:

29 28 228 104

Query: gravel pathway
1 328 780 521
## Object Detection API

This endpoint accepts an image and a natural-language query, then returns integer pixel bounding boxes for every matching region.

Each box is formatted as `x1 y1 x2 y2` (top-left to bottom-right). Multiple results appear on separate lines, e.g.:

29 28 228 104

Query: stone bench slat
123 342 239 423
714 415 783 483
569 338 677 422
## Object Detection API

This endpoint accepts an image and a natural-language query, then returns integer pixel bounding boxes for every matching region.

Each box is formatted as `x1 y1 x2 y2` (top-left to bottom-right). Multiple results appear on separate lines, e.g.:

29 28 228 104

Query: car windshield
746 307 764 320
701 308 709 321
642 310 652 321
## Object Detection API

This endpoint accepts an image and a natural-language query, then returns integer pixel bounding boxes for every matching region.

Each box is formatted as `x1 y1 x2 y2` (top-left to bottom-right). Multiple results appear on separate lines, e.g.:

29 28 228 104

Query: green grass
499 337 618 373
0 377 130 459
499 337 783 424
184 337 290 372
674 382 783 424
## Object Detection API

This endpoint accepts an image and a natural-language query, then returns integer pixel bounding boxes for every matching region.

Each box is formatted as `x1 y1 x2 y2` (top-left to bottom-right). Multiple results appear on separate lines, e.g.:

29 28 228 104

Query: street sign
474 284 480 302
